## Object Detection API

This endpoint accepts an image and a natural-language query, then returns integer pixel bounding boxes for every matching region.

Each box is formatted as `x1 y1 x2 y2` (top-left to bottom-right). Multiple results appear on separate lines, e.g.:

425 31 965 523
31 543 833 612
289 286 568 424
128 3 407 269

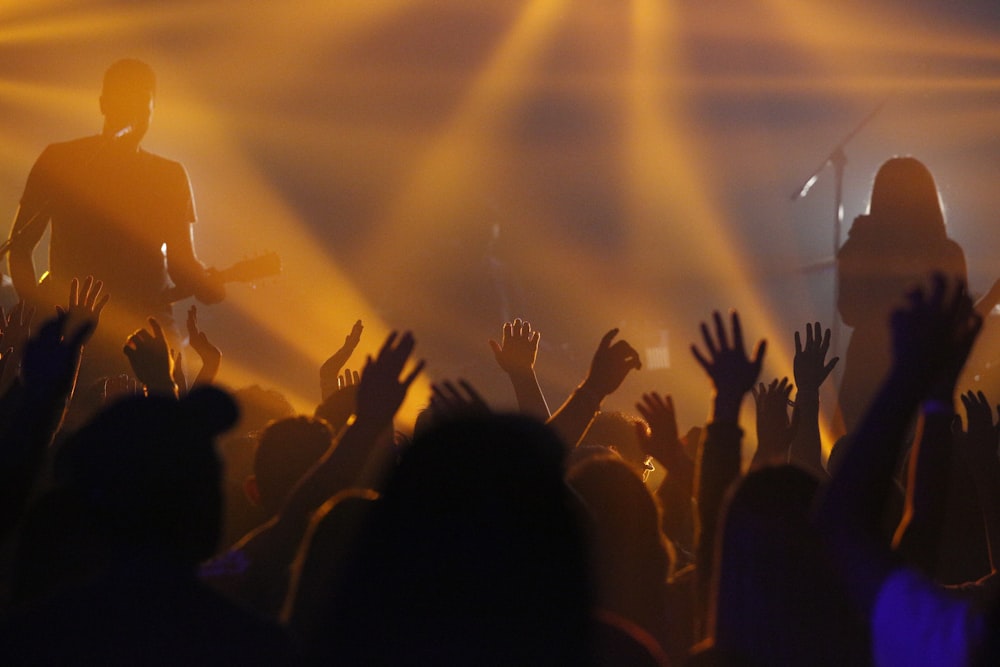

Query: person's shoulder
35 135 102 163
138 148 185 171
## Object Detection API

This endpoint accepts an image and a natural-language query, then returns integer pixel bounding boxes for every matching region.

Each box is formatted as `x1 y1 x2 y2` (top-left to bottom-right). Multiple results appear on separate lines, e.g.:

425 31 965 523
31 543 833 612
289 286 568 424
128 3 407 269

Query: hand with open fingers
355 331 424 425
793 322 838 395
320 319 364 400
889 274 981 387
21 311 94 398
430 379 491 420
338 368 361 390
123 317 174 395
752 377 796 464
60 276 108 346
489 318 540 374
691 310 766 399
635 391 687 469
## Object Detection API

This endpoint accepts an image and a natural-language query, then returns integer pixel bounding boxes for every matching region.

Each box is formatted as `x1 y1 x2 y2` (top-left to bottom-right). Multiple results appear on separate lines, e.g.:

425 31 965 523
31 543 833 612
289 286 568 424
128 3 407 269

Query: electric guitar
160 251 282 304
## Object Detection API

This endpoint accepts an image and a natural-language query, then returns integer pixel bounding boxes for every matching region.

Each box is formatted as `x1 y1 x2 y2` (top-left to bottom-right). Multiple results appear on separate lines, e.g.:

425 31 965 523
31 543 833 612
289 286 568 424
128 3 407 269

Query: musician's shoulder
137 149 188 178
36 135 103 163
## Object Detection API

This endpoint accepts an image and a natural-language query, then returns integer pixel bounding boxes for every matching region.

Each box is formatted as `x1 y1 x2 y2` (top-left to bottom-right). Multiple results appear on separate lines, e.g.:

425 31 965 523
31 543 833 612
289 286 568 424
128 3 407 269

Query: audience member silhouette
0 387 297 665
305 412 594 666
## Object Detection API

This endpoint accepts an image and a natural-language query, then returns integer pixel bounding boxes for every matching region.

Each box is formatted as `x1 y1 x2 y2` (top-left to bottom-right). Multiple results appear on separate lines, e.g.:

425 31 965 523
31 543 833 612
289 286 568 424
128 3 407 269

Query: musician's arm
8 204 45 304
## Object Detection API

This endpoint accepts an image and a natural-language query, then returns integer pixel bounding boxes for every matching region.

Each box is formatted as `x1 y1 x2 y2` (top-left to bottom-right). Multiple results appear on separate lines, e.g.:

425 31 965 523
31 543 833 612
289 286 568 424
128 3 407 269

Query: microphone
112 124 134 140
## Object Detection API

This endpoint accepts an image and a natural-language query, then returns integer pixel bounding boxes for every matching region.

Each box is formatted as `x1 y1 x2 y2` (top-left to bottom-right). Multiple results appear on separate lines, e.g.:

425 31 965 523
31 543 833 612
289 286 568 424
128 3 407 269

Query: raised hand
548 328 640 449
635 392 684 468
788 323 834 475
890 274 980 388
793 322 838 395
489 318 540 374
751 377 795 467
320 319 364 401
186 305 221 387
354 331 424 425
430 379 491 421
582 328 642 398
691 310 765 422
123 317 175 397
489 318 550 419
21 311 94 399
60 276 108 346
338 368 361 391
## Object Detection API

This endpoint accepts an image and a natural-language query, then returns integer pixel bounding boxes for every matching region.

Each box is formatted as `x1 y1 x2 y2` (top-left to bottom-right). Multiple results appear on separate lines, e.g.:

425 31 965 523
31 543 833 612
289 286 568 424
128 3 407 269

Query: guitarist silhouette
7 59 228 383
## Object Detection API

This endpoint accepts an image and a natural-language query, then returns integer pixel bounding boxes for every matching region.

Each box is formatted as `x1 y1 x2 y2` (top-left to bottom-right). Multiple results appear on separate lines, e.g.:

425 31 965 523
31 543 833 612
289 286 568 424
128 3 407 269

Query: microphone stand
791 99 885 368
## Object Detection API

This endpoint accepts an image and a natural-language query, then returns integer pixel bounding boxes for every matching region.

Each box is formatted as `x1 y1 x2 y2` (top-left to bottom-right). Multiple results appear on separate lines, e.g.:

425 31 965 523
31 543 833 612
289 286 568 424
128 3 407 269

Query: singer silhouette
7 58 224 381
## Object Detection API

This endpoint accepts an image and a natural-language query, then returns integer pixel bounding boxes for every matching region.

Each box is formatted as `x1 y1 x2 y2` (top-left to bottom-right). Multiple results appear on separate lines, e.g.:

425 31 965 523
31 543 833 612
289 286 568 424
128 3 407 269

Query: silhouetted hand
430 379 491 420
489 318 540 374
581 328 642 399
691 310 765 421
751 377 795 465
793 322 838 395
186 305 221 387
338 368 361 391
320 319 364 400
354 331 424 425
59 276 108 346
21 311 93 399
635 392 685 468
890 274 980 388
123 317 175 397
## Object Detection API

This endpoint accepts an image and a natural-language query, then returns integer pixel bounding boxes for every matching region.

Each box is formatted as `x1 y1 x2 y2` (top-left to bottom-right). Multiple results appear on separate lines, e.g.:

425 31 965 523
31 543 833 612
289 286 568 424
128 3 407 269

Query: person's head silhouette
99 58 156 148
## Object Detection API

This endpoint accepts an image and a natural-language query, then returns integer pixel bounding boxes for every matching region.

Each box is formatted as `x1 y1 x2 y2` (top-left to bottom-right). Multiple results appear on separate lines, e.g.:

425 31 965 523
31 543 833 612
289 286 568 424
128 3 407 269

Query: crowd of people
0 59 998 666
0 265 994 666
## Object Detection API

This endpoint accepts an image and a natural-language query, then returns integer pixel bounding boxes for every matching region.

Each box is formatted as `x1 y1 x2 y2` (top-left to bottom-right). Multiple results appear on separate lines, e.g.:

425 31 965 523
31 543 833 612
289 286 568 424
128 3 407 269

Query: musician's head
868 156 946 235
100 58 156 145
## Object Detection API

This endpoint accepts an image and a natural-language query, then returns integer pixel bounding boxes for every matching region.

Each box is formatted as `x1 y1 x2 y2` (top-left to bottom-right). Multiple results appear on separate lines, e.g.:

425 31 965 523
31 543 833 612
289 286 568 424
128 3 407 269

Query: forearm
192 356 221 388
971 470 1000 572
816 369 923 613
9 249 38 302
506 369 550 419
547 382 602 449
694 419 743 598
279 416 392 536
657 460 695 552
893 410 954 578
0 382 73 539
789 391 825 476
